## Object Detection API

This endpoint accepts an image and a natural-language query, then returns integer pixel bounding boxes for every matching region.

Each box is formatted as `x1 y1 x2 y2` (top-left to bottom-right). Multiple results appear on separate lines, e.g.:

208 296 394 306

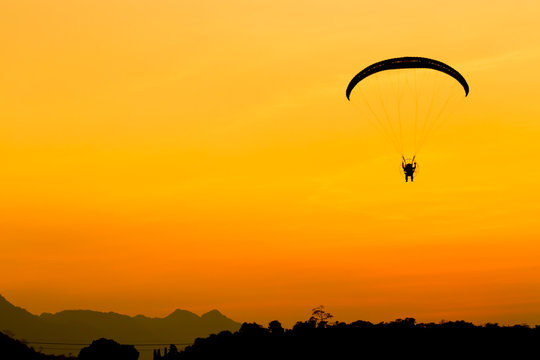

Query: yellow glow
1 0 540 326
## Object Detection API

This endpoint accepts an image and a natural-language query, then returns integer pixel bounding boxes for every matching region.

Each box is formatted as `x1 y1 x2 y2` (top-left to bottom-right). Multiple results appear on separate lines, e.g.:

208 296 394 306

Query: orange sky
1 0 540 327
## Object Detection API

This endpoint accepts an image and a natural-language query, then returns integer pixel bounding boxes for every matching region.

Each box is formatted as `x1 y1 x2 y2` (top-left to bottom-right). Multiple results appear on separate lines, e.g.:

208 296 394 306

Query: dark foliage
0 331 75 360
78 338 138 360
154 319 540 360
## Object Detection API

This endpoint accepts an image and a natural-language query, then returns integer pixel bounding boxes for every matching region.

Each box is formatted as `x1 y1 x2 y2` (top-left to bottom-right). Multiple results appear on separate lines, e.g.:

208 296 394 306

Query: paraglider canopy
346 57 469 100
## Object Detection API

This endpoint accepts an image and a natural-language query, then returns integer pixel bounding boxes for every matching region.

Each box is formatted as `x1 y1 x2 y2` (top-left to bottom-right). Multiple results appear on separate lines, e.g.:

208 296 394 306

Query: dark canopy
346 57 469 100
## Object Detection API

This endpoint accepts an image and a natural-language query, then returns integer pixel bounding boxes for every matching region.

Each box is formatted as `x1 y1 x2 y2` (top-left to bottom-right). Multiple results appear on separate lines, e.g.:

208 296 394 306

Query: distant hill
0 294 240 360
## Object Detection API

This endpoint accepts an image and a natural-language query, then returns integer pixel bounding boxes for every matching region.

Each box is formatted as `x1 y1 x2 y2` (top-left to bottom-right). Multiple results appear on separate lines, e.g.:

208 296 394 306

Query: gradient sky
1 0 540 327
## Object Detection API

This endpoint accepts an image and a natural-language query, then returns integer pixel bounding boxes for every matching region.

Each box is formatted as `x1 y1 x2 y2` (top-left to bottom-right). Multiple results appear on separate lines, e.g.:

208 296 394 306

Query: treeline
154 318 540 359
5 318 540 360
0 331 75 360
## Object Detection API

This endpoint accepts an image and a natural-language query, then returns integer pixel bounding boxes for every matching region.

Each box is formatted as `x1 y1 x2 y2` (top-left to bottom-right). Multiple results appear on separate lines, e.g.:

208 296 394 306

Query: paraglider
346 57 469 182
402 156 416 182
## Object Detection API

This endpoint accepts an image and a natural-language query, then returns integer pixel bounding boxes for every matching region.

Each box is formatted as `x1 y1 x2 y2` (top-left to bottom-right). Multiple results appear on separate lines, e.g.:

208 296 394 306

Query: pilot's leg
405 175 408 182
411 174 414 182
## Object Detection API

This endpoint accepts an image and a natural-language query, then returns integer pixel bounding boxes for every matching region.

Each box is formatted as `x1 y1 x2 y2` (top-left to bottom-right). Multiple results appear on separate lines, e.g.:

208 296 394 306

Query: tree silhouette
309 305 333 328
78 338 138 360
268 320 284 335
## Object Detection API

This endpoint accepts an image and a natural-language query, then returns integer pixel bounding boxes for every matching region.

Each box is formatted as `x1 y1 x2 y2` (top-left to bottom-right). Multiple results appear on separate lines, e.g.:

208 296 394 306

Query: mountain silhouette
0 294 240 360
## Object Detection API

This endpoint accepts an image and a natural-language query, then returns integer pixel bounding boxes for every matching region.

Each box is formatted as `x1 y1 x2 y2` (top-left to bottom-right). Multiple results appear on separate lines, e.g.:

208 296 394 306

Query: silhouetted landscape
0 294 239 360
153 318 540 359
3 296 540 359
4 317 540 360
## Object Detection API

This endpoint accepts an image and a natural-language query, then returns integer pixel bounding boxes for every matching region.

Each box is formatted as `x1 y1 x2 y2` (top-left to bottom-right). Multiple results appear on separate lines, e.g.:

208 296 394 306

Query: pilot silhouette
402 156 417 182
